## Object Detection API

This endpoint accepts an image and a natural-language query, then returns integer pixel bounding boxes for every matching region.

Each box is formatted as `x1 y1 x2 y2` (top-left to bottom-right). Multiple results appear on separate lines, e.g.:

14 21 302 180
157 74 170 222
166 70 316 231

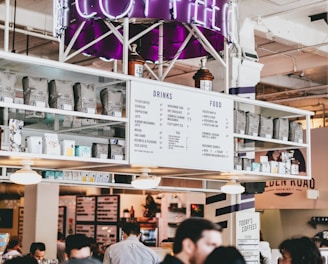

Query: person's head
6 239 20 251
57 231 65 241
320 239 328 248
278 236 323 264
65 234 92 259
173 217 223 264
121 221 140 238
4 256 38 264
29 242 46 261
204 246 246 264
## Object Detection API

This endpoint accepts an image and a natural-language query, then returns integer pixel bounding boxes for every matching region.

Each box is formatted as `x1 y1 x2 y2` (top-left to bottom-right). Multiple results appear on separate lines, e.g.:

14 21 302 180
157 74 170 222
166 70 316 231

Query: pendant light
221 180 245 194
131 168 161 189
10 160 42 185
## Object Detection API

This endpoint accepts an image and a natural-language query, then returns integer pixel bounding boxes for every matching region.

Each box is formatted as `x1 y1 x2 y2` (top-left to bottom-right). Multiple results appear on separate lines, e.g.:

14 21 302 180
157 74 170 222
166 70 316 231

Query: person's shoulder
160 254 184 264
65 257 102 264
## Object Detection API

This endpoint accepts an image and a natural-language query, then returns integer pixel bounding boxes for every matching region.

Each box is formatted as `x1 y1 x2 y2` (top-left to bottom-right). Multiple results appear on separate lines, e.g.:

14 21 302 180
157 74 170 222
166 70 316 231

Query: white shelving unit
0 51 313 187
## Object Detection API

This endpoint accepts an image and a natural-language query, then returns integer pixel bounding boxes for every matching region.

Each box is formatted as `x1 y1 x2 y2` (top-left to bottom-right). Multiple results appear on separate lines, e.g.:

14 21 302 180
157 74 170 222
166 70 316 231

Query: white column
22 183 60 259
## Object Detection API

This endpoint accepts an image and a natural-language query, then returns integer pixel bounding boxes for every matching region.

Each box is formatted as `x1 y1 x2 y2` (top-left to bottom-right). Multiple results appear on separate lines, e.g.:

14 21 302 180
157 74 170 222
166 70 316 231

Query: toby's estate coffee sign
55 0 229 61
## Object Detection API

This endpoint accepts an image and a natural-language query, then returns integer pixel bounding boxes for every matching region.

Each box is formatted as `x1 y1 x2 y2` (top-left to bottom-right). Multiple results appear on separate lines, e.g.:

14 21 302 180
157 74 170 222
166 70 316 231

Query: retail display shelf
232 170 311 181
0 51 314 185
0 150 128 170
234 133 308 152
0 102 128 123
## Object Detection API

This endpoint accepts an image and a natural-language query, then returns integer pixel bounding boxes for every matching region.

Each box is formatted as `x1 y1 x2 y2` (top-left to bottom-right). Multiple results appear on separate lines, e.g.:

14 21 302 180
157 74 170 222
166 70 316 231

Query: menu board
18 207 24 238
96 225 118 244
18 206 67 240
129 81 234 171
76 196 96 222
235 212 260 264
76 224 95 238
58 206 66 236
97 196 119 222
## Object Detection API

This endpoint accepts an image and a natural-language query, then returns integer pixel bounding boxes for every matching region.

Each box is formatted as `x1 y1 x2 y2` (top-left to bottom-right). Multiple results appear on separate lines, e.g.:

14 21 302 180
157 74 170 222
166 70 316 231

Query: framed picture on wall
0 209 13 228
190 204 204 217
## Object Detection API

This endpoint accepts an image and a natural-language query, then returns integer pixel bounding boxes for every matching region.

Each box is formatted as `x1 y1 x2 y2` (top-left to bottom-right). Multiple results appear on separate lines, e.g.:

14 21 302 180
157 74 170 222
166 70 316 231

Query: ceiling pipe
258 41 328 59
257 84 328 99
11 0 17 53
321 103 326 127
4 0 10 52
0 24 57 42
254 0 327 19
270 94 328 103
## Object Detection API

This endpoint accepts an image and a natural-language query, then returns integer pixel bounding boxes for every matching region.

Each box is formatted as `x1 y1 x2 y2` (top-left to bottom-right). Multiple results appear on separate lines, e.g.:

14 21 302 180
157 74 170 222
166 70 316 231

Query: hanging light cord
11 0 17 53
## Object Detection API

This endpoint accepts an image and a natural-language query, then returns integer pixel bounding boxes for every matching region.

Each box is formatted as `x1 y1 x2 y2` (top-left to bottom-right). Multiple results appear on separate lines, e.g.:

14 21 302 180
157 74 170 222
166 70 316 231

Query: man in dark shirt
65 234 102 264
160 218 223 264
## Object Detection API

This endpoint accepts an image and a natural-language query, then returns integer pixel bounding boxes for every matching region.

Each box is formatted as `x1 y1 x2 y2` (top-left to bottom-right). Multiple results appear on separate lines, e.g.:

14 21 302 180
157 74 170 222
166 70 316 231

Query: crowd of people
1 217 326 264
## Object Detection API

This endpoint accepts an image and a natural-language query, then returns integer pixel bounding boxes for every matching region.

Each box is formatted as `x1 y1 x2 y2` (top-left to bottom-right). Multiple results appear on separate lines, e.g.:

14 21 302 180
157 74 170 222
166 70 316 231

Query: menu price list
76 224 95 238
236 212 260 264
18 206 67 239
236 239 260 264
96 196 119 222
96 225 118 244
76 196 96 222
18 207 24 238
130 82 234 171
58 206 66 237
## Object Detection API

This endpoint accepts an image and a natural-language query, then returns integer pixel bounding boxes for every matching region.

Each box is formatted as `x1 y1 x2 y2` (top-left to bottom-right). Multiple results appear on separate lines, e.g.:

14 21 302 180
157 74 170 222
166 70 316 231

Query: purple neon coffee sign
74 0 229 34
64 0 229 61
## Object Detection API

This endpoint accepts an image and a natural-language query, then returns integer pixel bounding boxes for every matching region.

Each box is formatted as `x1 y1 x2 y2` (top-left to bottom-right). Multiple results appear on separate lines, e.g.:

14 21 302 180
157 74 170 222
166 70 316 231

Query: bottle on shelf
128 44 144 78
192 57 214 91
68 218 74 235
130 206 135 219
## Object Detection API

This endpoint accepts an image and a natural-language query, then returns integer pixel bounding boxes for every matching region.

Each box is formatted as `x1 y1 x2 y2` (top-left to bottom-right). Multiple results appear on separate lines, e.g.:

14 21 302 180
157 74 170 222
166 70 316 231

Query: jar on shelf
128 44 144 78
192 57 214 91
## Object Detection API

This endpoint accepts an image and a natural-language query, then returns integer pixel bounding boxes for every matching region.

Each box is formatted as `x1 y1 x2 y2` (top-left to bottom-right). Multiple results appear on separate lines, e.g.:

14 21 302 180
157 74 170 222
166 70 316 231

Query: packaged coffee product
75 145 92 158
289 121 303 143
22 76 49 118
128 44 144 77
110 144 124 160
259 115 273 139
25 136 43 154
242 158 252 171
260 156 270 173
9 119 24 152
73 82 97 113
48 79 74 110
192 58 214 91
234 156 242 170
61 140 75 156
0 71 16 103
245 112 260 136
273 118 289 141
92 143 110 159
43 133 60 155
234 109 246 134
100 88 123 117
